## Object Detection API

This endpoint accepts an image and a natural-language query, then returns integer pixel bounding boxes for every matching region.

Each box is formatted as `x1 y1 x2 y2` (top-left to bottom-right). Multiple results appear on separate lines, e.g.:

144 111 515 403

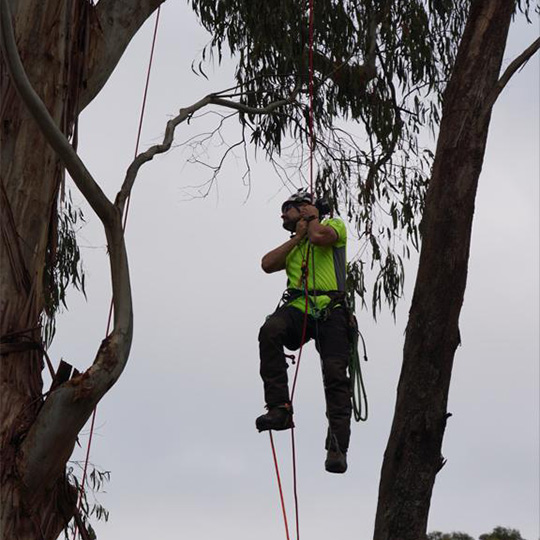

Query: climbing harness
73 7 162 539
280 288 345 312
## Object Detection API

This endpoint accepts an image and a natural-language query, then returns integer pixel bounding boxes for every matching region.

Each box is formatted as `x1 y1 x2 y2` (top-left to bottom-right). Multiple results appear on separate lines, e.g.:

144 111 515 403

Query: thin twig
116 90 299 213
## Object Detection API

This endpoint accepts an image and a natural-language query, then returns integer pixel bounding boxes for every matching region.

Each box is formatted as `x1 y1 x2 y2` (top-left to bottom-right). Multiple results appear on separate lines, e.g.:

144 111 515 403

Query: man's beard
282 217 298 233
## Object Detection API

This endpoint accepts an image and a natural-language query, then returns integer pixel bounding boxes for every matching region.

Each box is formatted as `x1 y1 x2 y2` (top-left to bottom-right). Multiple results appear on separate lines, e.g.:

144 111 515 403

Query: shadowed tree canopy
479 527 527 540
428 527 527 540
428 533 475 540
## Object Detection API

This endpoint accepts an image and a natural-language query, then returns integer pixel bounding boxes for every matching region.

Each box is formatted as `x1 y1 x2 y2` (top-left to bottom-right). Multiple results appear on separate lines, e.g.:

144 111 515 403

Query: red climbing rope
269 431 292 540
290 259 311 402
270 245 311 540
268 2 316 539
73 7 161 539
308 0 315 196
290 262 311 540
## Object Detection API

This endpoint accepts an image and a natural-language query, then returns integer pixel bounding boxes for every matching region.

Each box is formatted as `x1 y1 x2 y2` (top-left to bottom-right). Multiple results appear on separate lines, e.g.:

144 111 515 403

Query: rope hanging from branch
268 3 316 540
308 0 315 197
73 7 162 539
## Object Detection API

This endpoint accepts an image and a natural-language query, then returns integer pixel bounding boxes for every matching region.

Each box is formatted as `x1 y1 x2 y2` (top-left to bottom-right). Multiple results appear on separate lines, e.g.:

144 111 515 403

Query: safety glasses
282 202 298 213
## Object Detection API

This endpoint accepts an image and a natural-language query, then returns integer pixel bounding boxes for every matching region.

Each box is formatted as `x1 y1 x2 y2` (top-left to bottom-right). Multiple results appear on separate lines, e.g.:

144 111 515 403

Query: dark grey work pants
258 305 352 451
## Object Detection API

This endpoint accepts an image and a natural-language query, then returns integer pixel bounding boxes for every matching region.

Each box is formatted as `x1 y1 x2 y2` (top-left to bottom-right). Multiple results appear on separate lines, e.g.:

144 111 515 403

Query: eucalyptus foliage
191 0 473 315
64 462 110 540
42 190 86 347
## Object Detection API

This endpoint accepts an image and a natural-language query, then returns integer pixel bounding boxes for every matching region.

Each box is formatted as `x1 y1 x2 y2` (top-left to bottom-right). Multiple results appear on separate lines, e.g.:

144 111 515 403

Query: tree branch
18 335 129 505
80 0 166 111
483 37 540 114
311 16 378 89
116 90 298 212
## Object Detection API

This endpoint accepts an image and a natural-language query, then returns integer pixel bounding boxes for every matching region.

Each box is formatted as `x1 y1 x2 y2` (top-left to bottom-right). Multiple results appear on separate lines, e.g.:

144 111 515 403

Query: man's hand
262 219 307 273
295 218 308 238
299 204 320 222
299 203 338 246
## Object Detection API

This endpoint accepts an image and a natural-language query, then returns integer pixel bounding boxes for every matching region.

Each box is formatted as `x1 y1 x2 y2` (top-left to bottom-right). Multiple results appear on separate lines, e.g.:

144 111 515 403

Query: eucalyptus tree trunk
374 2 517 539
0 1 162 538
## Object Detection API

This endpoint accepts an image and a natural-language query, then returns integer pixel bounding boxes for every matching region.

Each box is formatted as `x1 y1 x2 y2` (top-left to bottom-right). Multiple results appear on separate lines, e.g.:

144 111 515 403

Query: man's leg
257 306 308 430
316 307 352 471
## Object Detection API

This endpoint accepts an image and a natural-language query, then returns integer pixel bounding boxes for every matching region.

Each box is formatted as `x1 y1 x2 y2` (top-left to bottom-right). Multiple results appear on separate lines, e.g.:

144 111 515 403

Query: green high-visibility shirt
285 217 347 314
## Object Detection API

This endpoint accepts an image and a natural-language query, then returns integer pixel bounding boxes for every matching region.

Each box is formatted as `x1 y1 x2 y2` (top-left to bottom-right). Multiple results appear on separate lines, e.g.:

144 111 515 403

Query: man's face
281 202 303 232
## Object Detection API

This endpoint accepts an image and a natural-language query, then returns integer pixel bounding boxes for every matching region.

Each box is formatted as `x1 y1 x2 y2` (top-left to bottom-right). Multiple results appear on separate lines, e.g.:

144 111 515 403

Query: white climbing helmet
281 188 312 212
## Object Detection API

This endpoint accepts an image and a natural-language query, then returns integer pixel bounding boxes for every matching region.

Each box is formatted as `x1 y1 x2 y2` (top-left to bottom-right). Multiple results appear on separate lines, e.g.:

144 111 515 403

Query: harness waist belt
283 288 346 301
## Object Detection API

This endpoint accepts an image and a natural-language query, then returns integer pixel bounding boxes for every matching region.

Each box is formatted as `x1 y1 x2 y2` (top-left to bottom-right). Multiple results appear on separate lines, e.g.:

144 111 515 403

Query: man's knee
258 315 287 344
322 355 349 385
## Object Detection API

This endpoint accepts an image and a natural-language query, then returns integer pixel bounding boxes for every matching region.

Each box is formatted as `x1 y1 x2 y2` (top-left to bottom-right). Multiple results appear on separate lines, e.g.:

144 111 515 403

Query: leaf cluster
64 462 111 540
191 0 469 315
42 190 86 346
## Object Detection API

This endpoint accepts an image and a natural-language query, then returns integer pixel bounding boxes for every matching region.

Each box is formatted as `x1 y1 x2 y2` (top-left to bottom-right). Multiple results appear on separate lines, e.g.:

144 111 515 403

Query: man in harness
256 189 352 473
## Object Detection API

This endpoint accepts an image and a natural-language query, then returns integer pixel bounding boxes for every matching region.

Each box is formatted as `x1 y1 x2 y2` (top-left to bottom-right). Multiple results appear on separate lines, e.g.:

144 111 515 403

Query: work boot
256 404 294 432
325 433 348 474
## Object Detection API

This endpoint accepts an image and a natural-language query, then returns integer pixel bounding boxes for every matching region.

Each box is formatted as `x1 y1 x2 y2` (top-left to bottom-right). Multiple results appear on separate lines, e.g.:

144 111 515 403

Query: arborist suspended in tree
256 189 356 474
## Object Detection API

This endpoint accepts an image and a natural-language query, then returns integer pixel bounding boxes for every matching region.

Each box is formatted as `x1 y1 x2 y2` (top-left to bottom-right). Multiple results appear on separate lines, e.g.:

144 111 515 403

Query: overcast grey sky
49 3 539 539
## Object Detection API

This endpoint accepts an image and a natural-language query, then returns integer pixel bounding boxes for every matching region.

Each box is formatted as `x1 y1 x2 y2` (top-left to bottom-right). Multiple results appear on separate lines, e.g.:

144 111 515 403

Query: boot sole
256 421 294 432
325 462 347 474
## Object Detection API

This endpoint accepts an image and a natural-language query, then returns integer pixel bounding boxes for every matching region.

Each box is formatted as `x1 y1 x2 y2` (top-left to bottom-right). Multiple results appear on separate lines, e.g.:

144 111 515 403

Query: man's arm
261 220 307 273
300 205 338 246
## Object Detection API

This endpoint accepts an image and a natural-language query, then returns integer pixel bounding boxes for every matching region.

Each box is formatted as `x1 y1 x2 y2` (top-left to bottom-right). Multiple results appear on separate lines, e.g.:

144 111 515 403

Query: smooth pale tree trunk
374 2 516 539
0 1 162 538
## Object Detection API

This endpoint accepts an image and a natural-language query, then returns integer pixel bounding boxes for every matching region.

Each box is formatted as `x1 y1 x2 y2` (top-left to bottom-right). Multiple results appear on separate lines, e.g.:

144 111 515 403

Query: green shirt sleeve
323 217 347 247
